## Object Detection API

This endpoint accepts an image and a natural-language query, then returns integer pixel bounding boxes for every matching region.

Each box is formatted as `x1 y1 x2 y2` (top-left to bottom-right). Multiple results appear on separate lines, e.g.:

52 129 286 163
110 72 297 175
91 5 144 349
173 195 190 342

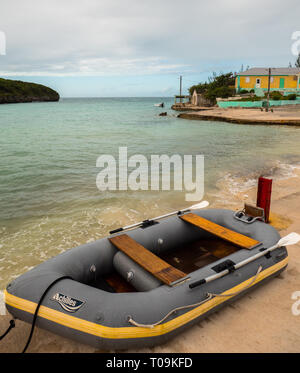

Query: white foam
218 161 300 200
220 173 257 196
271 161 300 180
0 290 7 315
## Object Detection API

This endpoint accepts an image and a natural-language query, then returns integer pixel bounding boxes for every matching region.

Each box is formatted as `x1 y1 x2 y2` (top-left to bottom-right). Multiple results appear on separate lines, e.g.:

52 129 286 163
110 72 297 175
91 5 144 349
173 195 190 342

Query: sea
1 97 300 289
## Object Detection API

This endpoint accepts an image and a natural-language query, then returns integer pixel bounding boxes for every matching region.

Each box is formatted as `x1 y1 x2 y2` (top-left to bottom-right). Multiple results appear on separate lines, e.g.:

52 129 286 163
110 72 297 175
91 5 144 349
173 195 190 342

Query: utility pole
179 75 182 103
266 68 271 112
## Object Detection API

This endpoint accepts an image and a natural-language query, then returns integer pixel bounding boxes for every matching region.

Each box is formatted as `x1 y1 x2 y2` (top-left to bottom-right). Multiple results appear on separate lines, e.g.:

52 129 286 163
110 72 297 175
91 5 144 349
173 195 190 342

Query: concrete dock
177 106 300 126
171 103 214 112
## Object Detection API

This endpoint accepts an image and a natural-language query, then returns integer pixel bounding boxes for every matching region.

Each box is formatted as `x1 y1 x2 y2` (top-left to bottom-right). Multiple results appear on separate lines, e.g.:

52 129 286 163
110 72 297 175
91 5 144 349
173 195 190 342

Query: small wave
213 161 300 206
218 174 257 195
262 161 300 180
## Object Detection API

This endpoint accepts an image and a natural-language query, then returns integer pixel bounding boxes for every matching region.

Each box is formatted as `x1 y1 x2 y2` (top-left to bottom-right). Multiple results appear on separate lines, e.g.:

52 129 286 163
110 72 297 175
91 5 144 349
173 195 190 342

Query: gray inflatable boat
4 208 288 350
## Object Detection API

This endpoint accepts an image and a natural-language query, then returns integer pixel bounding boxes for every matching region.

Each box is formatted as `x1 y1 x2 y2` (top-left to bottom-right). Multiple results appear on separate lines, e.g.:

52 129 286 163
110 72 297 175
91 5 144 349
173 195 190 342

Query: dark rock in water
0 78 60 104
159 112 167 116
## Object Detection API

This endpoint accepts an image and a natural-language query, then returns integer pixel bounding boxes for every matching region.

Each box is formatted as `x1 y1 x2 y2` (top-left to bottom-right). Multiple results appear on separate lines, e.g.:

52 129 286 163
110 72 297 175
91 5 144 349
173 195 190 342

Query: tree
188 72 236 104
295 53 300 68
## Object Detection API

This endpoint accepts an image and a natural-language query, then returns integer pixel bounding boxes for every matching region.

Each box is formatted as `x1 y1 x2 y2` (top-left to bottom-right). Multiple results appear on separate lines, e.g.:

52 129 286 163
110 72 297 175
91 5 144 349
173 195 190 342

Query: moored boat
4 207 290 350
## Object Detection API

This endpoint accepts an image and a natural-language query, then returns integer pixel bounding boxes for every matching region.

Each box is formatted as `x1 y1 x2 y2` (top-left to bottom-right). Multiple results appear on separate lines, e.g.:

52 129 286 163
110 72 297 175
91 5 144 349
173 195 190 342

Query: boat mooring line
22 275 72 353
0 319 15 341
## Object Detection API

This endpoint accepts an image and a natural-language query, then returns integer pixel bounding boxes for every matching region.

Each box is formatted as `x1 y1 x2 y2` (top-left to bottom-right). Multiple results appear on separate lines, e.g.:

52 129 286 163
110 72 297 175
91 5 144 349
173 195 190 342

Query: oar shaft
109 201 209 234
110 207 190 234
190 242 282 288
234 243 278 270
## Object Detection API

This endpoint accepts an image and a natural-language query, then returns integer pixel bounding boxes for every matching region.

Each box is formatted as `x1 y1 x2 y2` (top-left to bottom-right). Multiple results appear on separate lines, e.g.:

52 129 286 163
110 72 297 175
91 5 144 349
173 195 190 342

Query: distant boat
154 103 164 107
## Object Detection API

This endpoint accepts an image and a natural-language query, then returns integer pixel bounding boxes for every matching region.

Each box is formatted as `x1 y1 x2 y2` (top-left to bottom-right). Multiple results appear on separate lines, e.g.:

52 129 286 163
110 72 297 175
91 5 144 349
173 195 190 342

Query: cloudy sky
0 0 300 96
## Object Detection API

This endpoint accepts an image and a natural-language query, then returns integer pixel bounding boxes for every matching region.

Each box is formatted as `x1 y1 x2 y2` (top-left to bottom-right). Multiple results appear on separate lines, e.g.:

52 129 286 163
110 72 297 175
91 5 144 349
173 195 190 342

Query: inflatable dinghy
4 208 289 350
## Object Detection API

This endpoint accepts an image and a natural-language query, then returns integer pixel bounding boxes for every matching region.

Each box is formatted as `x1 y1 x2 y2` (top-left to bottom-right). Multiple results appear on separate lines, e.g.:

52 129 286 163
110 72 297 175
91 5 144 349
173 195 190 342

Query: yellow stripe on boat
4 256 288 340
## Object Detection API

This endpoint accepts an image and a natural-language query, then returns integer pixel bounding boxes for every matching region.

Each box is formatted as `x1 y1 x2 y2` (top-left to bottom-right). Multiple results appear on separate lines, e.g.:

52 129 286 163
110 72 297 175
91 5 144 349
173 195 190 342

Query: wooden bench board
109 234 187 285
180 213 260 250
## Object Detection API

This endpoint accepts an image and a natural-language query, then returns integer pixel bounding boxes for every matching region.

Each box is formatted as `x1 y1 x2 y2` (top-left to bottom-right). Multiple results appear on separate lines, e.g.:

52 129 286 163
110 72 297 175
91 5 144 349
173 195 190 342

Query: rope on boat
128 294 214 328
207 265 262 298
128 265 262 329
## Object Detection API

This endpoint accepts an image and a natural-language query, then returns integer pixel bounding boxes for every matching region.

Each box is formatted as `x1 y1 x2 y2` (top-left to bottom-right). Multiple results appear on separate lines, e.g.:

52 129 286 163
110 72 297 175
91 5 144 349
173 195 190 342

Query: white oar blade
189 200 209 210
277 232 300 247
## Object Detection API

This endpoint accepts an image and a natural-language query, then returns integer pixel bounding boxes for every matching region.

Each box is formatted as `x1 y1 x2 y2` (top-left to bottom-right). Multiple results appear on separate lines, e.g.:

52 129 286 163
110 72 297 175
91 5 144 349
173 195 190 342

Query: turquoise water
1 97 300 287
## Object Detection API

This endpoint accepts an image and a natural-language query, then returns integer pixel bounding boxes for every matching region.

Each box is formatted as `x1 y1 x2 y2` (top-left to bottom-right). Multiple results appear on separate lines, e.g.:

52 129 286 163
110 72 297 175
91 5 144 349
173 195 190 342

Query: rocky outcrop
0 78 59 104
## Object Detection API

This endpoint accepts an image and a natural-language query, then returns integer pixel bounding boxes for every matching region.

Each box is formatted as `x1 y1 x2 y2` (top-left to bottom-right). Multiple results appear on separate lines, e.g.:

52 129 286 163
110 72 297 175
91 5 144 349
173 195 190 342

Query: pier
176 106 300 126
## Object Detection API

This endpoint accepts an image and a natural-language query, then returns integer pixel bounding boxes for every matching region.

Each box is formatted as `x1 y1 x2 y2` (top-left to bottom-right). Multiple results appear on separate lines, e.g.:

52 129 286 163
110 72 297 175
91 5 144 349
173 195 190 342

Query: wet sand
1 171 300 353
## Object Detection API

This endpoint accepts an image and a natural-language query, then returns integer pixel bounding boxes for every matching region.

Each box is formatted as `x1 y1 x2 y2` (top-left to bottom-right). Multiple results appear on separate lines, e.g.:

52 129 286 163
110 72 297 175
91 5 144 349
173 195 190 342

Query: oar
109 200 209 234
189 232 300 289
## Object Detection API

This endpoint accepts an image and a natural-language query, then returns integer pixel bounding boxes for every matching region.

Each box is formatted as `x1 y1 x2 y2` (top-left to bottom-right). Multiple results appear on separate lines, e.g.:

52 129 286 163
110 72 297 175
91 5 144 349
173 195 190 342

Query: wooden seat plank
180 213 260 250
109 234 187 285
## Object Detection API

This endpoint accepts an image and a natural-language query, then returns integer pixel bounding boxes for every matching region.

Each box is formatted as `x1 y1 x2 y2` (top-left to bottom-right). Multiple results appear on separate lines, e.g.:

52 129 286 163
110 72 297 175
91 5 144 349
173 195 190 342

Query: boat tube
4 208 288 350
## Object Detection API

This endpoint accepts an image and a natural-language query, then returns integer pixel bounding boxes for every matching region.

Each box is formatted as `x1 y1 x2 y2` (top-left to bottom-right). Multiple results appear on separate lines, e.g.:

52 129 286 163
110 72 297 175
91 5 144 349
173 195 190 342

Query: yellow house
236 67 300 94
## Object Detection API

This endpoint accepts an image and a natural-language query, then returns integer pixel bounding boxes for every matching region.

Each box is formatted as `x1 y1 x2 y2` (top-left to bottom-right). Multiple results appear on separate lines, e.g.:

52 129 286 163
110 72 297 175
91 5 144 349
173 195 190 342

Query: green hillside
0 78 59 104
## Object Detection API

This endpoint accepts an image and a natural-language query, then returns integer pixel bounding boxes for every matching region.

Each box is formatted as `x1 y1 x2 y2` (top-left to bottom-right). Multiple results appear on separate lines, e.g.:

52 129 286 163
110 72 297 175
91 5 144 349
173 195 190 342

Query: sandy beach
1 168 299 353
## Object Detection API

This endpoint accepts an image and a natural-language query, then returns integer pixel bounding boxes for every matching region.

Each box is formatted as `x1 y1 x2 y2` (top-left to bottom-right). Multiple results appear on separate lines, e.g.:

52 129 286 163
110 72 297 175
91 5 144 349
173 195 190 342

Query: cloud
0 0 300 77
0 57 190 77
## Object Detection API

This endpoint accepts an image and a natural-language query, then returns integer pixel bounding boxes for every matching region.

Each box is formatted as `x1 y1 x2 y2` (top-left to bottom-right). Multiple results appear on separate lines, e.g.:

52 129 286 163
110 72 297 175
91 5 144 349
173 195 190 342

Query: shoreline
1 169 300 352
177 107 300 126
